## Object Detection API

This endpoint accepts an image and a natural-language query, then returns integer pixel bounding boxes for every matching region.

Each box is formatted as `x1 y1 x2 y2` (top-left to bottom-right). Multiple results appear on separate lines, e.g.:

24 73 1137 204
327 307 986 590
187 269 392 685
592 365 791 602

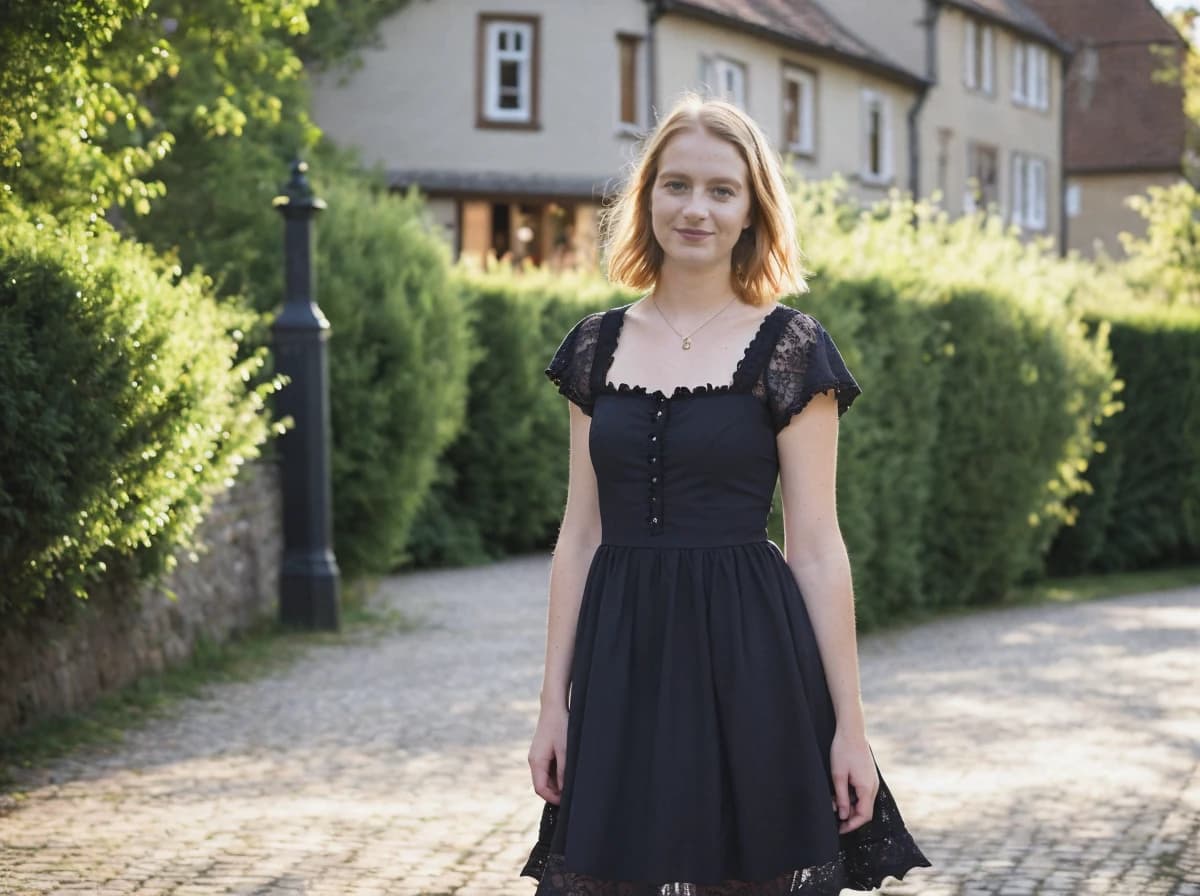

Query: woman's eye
713 187 734 198
665 181 686 191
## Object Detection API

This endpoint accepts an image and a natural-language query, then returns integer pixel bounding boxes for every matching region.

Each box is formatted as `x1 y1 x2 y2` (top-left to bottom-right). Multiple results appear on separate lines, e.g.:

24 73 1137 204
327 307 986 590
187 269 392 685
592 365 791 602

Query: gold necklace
651 294 738 350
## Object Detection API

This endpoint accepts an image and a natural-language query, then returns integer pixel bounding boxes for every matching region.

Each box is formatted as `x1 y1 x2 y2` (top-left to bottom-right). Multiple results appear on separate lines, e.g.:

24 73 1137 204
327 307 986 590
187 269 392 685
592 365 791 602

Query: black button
648 455 657 464
655 409 663 418
651 516 659 524
649 434 657 442
650 475 658 483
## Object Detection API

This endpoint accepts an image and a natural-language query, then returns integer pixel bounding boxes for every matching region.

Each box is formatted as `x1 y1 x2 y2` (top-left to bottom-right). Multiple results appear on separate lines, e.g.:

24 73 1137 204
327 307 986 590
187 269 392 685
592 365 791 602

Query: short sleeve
765 311 862 433
545 311 604 416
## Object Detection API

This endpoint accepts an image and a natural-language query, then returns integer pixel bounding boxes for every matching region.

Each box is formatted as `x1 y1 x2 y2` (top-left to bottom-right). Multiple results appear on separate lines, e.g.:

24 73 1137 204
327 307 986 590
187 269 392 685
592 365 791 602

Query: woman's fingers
832 769 852 823
837 770 878 834
528 752 561 805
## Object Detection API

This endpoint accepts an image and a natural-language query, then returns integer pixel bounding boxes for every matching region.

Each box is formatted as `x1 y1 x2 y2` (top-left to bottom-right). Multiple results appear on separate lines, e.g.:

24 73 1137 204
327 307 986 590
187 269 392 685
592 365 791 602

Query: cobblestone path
0 555 1196 895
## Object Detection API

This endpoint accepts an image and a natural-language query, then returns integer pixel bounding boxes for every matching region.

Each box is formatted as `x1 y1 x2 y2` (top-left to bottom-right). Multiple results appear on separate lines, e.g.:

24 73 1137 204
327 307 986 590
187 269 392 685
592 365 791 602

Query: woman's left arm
777 388 877 833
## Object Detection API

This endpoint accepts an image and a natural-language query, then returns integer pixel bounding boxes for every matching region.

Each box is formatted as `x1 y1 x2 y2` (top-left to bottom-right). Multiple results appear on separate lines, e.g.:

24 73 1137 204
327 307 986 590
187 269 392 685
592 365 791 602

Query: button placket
647 395 667 533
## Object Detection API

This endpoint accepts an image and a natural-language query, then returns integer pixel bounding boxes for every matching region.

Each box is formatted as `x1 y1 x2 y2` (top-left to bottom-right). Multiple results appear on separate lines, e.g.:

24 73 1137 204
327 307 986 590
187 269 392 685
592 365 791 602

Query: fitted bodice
591 390 780 548
544 300 865 549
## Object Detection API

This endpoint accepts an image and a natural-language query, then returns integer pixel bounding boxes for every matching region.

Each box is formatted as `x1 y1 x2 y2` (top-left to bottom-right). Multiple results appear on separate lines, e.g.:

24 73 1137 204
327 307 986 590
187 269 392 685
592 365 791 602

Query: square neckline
600 301 789 401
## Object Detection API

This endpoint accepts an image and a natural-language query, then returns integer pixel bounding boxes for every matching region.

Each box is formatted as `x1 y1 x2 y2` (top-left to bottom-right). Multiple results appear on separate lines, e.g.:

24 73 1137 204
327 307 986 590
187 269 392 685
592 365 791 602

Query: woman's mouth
676 229 712 240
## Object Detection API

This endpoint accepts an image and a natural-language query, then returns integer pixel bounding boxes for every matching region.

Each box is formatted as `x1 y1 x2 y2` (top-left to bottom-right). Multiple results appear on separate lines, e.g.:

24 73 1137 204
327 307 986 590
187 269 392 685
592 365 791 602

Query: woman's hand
829 726 878 834
529 704 569 805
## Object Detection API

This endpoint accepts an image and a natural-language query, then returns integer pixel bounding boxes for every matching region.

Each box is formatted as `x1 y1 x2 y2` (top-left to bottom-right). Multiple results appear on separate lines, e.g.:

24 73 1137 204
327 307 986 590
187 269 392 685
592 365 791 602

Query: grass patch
871 563 1200 633
0 577 420 797
1005 564 1200 606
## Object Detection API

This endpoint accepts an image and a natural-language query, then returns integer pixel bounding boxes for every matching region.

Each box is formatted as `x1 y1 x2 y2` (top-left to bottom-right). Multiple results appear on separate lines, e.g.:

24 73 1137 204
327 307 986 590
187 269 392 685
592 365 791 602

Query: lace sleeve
545 311 603 416
765 311 862 433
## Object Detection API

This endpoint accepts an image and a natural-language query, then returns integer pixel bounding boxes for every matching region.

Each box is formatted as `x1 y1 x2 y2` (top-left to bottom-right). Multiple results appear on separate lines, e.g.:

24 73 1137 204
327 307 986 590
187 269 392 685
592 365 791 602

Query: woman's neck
652 261 738 315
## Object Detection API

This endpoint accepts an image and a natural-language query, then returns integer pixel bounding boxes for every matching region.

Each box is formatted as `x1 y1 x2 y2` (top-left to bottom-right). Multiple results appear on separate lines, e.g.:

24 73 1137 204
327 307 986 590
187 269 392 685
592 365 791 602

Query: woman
521 92 932 895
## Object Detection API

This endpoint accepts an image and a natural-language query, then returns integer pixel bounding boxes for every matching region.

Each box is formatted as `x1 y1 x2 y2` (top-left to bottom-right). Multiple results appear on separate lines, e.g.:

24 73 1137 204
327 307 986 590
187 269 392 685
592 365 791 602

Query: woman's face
649 127 753 273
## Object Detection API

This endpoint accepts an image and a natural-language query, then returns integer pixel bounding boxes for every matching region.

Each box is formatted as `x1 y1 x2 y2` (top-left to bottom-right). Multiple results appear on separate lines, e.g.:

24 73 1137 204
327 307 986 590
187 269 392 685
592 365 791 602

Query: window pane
498 30 508 51
785 80 799 145
619 37 638 125
500 59 519 90
869 104 881 174
513 31 522 52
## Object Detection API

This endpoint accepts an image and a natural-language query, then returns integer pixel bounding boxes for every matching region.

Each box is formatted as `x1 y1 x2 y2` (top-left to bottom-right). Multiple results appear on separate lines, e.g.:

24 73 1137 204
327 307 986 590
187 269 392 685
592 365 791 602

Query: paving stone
0 557 1197 896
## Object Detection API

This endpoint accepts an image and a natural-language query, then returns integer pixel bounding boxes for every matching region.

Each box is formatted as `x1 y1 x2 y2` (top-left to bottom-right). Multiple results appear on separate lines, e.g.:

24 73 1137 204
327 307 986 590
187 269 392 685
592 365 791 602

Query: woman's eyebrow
658 170 743 186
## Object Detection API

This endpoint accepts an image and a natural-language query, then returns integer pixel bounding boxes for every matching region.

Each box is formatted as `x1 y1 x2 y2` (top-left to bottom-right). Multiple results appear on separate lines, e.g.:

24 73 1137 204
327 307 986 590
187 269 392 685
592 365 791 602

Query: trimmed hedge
311 176 472 577
1048 302 1200 573
407 269 636 566
0 209 277 622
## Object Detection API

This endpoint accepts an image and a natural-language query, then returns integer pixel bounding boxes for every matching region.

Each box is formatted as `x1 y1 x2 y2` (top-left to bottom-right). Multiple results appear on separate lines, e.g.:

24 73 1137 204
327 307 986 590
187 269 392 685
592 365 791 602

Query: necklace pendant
682 336 692 350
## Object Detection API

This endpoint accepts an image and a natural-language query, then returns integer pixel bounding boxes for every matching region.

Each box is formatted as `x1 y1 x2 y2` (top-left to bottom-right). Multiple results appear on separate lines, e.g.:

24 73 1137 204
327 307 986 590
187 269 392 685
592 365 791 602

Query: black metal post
272 159 340 630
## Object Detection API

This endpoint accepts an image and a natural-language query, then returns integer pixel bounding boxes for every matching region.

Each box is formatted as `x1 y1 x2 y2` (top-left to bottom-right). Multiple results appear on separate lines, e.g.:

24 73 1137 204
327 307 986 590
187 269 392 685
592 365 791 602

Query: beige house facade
308 0 1186 265
832 0 1068 243
308 0 924 268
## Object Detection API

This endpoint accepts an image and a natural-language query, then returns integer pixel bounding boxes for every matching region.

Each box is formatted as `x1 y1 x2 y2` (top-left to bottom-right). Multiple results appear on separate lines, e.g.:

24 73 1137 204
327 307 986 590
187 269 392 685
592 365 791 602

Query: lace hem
519 798 932 896
521 838 931 896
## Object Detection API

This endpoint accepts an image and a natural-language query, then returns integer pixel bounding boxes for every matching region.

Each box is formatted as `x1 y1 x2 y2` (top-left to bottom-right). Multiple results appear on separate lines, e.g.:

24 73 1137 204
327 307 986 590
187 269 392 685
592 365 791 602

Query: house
1021 0 1191 258
306 0 1118 265
307 0 925 268
832 0 1070 244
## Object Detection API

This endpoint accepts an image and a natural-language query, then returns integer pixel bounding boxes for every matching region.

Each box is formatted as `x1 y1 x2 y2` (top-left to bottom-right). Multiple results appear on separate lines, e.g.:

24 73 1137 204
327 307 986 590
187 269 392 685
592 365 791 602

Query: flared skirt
520 540 931 895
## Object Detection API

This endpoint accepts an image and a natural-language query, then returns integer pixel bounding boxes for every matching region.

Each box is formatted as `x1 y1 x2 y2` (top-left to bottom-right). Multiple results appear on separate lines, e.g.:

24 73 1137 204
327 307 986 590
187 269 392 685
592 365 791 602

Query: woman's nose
682 190 709 220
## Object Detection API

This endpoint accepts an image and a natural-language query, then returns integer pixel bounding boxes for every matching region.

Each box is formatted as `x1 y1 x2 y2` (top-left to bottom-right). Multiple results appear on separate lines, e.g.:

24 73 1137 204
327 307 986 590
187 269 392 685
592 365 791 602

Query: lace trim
520 790 933 895
774 381 861 433
599 304 786 402
545 311 605 415
524 845 931 896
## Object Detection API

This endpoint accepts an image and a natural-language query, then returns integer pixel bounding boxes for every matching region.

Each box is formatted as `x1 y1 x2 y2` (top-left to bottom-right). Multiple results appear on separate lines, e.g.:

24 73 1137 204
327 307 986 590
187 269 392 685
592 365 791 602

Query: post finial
273 156 326 212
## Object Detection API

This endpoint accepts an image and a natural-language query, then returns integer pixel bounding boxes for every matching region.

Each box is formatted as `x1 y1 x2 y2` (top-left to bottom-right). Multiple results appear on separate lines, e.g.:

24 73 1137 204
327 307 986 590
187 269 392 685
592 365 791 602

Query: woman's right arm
530 400 602 804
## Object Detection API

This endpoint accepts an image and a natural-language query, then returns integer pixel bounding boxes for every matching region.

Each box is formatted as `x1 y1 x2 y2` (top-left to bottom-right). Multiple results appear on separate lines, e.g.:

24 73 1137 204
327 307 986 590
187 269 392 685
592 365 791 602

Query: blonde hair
601 91 808 305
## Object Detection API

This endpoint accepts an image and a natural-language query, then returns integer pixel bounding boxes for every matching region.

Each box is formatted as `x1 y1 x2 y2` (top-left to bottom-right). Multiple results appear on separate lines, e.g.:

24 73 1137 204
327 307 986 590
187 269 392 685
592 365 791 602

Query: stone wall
0 461 281 737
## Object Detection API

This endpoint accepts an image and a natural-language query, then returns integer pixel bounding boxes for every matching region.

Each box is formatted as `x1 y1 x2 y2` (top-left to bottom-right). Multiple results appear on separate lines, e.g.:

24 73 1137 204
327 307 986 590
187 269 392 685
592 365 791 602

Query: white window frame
702 55 747 108
482 19 534 123
860 88 892 185
1012 41 1049 110
1011 152 1047 230
964 19 995 94
782 65 816 155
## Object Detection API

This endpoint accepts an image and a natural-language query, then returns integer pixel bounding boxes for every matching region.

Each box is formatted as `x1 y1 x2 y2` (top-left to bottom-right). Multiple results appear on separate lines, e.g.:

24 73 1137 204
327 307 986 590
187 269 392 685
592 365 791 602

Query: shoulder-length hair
601 91 808 305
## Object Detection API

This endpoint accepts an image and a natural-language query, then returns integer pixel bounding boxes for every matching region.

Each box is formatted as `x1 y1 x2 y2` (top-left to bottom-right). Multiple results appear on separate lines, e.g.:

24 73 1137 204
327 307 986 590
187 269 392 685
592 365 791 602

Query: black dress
521 301 932 895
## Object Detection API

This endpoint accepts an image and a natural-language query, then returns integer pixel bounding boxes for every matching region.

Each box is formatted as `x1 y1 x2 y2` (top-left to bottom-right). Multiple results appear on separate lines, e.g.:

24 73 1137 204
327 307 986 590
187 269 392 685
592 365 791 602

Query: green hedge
312 176 472 577
0 209 277 622
407 269 635 567
1048 302 1200 573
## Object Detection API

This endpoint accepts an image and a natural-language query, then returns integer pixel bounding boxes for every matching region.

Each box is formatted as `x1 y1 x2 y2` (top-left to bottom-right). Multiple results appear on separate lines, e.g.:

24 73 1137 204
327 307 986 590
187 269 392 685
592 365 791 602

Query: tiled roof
661 0 927 87
939 0 1066 49
1019 0 1185 45
1022 0 1188 173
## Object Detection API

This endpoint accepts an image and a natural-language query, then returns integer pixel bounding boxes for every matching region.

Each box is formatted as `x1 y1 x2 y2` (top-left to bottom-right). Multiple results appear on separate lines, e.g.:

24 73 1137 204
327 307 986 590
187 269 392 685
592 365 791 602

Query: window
1065 183 1081 218
963 19 995 94
702 55 746 107
782 65 816 155
964 142 999 213
617 33 642 130
1011 152 1047 230
1012 41 1050 110
478 16 539 127
860 88 891 184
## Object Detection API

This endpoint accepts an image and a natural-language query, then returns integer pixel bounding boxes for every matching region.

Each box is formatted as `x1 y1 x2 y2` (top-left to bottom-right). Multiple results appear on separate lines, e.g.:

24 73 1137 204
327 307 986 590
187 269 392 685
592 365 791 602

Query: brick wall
0 461 282 736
